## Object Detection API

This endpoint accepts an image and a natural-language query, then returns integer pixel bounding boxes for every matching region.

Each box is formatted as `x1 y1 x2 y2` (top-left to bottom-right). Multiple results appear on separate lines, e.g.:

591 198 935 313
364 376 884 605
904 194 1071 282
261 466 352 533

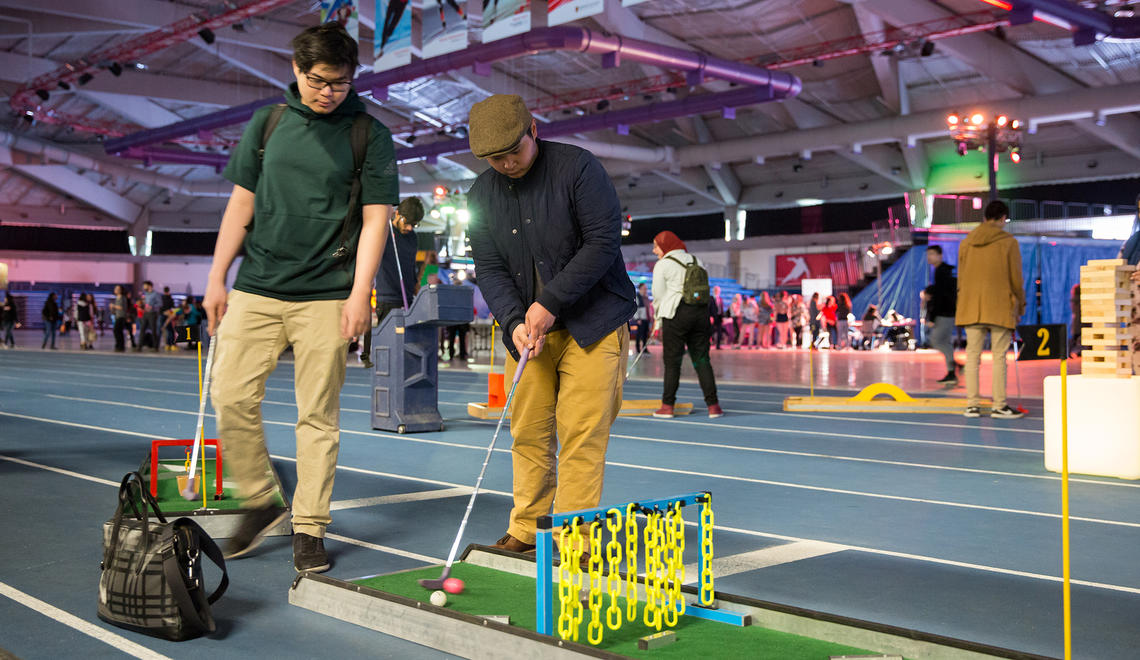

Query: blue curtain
851 236 1121 336
1038 240 1121 330
851 246 926 322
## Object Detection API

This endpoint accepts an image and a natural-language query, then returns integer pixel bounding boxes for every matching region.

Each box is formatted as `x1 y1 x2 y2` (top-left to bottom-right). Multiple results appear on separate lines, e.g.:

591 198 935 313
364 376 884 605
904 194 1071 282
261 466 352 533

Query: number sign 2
1016 324 1065 361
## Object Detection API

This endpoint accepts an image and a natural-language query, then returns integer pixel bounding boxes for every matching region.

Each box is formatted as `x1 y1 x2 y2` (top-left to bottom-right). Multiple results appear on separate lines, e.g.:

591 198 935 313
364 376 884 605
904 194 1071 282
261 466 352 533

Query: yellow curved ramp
784 383 988 414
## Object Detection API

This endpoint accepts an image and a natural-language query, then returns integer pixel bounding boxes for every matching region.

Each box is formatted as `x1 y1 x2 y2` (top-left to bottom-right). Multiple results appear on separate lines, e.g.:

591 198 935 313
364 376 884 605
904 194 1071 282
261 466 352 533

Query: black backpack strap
162 518 229 636
331 112 372 261
258 104 287 162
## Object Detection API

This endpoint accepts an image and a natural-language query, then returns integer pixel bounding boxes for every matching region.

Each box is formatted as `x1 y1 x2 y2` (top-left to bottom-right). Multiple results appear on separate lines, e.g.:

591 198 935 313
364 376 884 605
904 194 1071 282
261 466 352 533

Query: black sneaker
991 405 1025 419
293 533 330 573
223 506 288 559
937 372 958 384
963 406 982 418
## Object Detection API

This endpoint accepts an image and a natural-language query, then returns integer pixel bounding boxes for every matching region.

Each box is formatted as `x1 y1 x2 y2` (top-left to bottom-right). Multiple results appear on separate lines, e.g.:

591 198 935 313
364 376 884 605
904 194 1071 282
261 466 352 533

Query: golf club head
418 566 449 590
180 478 197 501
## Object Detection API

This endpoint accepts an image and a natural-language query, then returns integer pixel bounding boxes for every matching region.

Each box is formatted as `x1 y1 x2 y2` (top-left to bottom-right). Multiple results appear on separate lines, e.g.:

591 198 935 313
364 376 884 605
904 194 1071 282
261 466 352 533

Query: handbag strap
105 472 169 571
162 518 230 635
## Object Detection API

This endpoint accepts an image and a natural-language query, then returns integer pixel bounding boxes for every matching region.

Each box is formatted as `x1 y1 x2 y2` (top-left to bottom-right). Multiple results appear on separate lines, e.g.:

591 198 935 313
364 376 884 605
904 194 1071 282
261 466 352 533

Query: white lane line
268 454 512 498
0 411 171 440
0 581 174 660
682 541 847 584
0 448 442 570
8 406 1139 594
633 416 1044 454
603 433 1137 490
323 534 441 564
330 487 471 511
602 458 1140 529
12 402 1140 530
0 454 120 487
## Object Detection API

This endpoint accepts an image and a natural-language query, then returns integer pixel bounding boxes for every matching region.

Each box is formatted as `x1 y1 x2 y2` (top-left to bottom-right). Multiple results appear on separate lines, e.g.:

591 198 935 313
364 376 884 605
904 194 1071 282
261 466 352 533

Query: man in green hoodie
956 200 1025 419
203 23 398 572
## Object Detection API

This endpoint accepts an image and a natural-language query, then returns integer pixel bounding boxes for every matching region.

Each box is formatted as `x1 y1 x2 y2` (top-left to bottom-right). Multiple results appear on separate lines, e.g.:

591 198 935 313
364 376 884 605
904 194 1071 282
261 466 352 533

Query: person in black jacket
1 292 18 348
362 196 423 368
923 245 958 384
466 94 635 553
41 292 60 349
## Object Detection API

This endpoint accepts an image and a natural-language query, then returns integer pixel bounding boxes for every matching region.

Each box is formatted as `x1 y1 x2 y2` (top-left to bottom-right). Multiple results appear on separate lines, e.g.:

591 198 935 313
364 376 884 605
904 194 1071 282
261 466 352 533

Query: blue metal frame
534 491 710 637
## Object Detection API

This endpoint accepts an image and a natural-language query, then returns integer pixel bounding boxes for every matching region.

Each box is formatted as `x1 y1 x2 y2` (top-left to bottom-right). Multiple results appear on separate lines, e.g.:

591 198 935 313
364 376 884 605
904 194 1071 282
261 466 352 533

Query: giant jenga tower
1079 258 1135 377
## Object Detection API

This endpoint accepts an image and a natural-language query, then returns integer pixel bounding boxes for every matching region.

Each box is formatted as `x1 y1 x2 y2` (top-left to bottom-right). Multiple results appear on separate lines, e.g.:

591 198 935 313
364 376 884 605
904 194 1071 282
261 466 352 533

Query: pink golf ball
443 578 465 595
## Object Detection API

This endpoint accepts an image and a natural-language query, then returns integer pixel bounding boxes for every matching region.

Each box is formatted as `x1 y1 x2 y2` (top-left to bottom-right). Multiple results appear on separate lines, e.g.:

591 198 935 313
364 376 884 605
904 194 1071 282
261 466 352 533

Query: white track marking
6 411 1140 594
267 454 512 498
323 534 441 564
330 487 471 511
0 454 119 487
603 459 1140 529
682 541 847 584
0 581 174 660
8 404 1140 530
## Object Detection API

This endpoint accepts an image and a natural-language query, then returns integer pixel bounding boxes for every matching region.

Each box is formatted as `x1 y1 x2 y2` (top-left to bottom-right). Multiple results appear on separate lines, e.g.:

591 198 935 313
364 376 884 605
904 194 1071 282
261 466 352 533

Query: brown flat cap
468 94 532 159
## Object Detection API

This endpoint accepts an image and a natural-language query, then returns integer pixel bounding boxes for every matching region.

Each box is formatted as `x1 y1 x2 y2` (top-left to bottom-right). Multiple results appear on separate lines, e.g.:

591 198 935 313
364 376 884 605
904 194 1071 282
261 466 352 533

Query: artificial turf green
354 563 885 659
148 458 285 512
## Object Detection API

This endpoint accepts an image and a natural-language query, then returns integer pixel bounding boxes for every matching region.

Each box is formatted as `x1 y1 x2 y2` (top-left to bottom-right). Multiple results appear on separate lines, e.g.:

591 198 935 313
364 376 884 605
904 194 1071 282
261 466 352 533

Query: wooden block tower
1079 258 1135 378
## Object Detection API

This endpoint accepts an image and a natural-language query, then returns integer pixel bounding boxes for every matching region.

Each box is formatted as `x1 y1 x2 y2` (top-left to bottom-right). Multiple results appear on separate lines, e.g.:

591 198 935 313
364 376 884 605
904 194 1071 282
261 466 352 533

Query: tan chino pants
210 290 348 537
504 326 628 544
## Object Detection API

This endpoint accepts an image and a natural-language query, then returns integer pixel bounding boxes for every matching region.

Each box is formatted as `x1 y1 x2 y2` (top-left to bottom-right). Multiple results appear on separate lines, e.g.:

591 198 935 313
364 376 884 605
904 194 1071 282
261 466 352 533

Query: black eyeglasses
304 74 351 92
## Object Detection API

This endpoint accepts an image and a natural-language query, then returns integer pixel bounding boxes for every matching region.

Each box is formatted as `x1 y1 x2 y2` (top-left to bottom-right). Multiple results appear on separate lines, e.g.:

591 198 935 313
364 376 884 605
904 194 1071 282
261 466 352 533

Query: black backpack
666 254 711 305
258 104 371 261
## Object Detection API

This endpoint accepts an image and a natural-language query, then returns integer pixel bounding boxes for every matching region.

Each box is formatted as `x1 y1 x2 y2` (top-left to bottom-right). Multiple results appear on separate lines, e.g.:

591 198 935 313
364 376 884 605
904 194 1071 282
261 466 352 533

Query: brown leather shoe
491 533 536 553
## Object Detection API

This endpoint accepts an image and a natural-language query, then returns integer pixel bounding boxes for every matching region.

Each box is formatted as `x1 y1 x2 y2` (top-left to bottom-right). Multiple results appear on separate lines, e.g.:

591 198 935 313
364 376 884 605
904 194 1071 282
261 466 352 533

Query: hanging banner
548 0 604 26
422 0 468 59
482 0 531 43
374 0 412 71
320 0 360 43
776 252 861 288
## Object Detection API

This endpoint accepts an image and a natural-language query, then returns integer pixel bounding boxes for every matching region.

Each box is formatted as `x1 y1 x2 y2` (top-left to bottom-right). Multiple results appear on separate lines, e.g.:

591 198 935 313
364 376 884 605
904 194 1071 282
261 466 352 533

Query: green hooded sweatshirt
223 83 398 301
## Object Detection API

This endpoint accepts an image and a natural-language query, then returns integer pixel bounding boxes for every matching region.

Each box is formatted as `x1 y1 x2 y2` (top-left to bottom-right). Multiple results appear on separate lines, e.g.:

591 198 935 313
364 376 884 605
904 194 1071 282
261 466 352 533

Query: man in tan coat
956 200 1025 419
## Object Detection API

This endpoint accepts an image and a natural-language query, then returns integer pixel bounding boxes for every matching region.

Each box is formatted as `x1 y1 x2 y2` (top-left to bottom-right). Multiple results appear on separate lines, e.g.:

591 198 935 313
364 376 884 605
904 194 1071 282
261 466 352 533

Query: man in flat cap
466 94 635 552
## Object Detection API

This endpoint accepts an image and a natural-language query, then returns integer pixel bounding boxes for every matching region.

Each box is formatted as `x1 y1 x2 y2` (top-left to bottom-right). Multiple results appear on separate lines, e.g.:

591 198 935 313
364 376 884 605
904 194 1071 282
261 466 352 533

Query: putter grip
512 347 531 384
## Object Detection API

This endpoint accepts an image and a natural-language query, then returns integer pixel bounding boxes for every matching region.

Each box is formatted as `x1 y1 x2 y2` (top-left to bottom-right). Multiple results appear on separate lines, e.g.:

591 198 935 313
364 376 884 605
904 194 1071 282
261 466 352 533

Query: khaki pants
964 324 1012 409
504 326 628 544
210 290 348 538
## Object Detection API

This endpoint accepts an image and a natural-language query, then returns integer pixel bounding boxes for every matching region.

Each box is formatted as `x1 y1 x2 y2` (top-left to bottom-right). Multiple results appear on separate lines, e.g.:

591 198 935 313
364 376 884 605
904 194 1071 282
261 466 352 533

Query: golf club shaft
183 337 216 498
625 340 649 380
440 347 530 570
388 219 409 311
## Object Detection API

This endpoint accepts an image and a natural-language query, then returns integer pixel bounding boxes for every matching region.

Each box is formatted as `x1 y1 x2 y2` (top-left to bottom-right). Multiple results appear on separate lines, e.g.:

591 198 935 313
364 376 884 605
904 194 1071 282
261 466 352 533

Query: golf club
389 217 410 311
419 346 531 589
182 336 216 500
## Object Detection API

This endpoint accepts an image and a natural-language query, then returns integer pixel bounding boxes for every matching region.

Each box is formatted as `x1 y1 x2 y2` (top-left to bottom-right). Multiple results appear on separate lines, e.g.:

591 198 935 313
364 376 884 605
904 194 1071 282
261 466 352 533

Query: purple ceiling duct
398 85 780 163
120 85 786 169
104 26 800 155
1007 1 1139 44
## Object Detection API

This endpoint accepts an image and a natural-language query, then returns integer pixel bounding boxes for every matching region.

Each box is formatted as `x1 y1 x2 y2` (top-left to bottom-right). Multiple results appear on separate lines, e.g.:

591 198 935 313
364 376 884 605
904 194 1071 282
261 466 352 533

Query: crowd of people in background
630 284 911 353
0 283 208 353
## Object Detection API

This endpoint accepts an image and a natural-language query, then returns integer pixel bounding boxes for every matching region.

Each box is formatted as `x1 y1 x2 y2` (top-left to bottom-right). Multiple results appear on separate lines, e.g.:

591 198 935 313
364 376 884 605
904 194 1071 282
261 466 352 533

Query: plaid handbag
97 472 229 641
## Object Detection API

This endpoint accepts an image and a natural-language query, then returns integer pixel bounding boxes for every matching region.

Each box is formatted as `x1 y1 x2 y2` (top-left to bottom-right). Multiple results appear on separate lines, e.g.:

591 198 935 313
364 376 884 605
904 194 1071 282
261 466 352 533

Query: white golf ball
430 590 447 607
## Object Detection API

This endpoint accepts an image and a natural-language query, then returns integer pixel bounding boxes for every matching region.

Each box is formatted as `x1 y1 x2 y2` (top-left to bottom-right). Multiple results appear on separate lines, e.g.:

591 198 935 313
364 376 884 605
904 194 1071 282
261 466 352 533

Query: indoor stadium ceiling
0 0 1137 233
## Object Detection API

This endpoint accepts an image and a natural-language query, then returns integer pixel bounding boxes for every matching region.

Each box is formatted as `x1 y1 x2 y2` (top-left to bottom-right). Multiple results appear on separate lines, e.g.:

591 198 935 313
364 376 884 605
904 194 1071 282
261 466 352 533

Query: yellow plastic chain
642 509 663 631
671 502 686 618
700 497 715 606
661 512 674 629
587 520 605 645
568 518 585 640
624 502 638 622
557 523 574 640
604 509 623 631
